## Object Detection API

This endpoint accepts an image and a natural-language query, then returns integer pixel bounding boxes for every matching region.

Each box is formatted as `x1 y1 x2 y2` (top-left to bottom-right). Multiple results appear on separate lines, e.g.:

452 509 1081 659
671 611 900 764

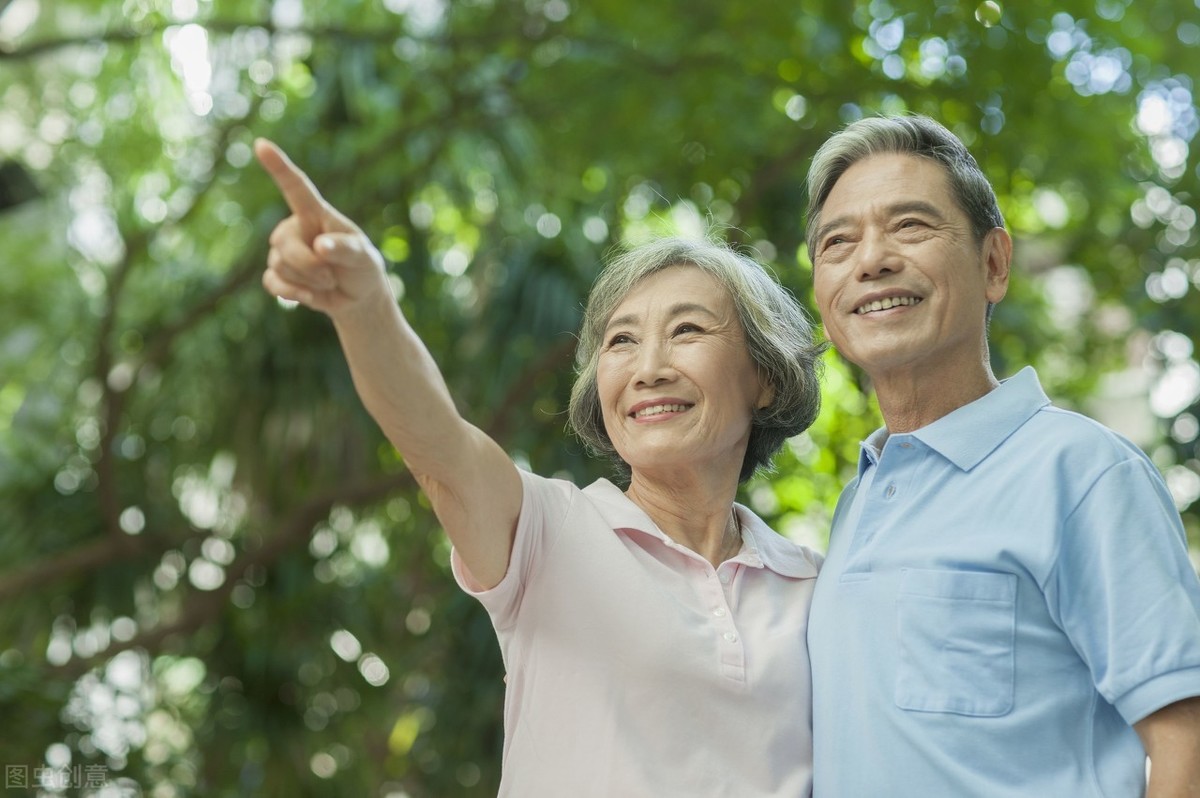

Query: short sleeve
1049 456 1200 724
450 469 574 630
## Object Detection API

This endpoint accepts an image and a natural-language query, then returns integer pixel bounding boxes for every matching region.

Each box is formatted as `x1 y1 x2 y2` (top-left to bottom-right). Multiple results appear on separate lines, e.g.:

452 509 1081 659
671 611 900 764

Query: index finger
254 138 328 219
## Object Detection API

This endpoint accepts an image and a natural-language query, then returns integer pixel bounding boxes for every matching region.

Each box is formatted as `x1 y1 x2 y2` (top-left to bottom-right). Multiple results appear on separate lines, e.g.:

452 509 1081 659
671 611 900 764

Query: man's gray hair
568 236 825 484
804 114 1005 260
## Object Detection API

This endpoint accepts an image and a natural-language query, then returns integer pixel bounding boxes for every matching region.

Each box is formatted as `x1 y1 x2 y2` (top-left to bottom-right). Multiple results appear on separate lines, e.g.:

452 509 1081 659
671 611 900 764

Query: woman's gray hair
804 114 1005 260
568 236 826 484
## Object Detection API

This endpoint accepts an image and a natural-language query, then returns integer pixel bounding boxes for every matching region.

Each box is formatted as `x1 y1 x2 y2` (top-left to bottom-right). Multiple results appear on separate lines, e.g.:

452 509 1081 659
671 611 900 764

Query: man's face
811 153 1009 384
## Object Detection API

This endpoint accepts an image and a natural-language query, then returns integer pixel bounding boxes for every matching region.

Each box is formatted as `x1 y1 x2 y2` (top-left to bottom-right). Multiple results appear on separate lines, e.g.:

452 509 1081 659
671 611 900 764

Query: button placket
879 435 919 502
711 563 746 680
845 436 924 575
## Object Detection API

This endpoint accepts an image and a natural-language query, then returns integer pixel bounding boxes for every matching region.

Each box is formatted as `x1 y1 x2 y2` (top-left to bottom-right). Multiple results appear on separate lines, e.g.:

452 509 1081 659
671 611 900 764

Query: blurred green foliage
1 0 1198 794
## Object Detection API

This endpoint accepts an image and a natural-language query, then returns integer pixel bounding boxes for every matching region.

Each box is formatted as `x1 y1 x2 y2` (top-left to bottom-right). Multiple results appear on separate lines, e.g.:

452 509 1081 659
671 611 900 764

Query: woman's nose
633 340 674 386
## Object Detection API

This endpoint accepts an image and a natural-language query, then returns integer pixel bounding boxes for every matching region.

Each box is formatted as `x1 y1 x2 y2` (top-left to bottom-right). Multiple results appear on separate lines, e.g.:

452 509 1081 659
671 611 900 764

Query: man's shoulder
1009 403 1156 486
1029 403 1145 454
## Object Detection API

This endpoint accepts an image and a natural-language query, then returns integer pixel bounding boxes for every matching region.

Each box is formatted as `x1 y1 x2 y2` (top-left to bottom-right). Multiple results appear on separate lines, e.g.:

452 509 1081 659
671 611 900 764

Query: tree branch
0 535 138 603
485 334 577 444
51 469 415 680
0 21 399 61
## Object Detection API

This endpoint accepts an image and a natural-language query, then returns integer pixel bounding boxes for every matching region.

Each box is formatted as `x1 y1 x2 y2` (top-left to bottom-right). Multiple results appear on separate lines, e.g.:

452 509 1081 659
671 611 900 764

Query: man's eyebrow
811 214 851 249
888 200 947 221
604 302 718 333
812 200 949 246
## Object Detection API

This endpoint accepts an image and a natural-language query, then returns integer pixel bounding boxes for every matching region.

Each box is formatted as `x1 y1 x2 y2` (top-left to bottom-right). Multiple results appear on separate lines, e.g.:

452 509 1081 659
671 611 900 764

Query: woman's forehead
609 264 733 317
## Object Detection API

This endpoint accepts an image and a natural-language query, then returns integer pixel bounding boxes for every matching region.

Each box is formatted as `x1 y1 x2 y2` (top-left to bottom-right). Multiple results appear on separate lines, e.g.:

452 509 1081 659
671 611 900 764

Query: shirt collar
582 478 819 578
733 502 820 578
857 366 1050 475
856 426 890 478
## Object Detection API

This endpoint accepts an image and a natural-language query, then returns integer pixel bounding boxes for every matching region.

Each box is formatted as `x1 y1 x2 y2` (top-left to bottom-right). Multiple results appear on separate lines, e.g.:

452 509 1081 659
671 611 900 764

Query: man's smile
854 295 923 315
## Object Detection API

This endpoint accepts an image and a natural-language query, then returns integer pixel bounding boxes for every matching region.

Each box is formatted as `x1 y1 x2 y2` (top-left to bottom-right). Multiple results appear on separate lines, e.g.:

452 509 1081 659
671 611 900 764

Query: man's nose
855 230 903 280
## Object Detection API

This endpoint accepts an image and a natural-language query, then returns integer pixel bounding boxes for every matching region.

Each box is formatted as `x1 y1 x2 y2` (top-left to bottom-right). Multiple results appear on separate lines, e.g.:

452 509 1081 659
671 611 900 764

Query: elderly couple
257 115 1200 797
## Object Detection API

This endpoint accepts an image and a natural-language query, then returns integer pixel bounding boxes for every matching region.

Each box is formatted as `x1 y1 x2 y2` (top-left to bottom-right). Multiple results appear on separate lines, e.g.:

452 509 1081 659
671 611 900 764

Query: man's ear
983 226 1012 305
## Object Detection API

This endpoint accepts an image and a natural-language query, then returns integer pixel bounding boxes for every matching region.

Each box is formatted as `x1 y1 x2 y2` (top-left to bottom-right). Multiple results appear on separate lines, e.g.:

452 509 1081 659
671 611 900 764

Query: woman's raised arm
256 139 522 589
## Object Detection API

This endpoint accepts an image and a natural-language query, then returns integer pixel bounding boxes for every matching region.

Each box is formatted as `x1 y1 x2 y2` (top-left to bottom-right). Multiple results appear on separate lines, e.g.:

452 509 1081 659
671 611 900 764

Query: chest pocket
895 568 1017 717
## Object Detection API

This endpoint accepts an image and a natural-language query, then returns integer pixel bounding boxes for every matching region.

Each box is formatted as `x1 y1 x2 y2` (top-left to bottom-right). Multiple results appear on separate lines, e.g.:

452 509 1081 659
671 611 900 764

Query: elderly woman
256 139 825 797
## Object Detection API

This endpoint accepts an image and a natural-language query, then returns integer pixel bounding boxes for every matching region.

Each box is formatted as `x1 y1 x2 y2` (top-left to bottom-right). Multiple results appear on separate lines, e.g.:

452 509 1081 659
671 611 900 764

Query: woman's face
595 264 771 481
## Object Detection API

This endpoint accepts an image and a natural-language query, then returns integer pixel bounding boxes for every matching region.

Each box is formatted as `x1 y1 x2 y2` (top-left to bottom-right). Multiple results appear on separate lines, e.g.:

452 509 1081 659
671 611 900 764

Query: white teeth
855 296 921 315
634 403 690 418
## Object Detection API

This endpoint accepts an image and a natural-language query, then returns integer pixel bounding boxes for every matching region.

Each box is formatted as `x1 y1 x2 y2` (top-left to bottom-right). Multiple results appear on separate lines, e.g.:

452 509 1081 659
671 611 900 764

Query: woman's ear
756 378 775 411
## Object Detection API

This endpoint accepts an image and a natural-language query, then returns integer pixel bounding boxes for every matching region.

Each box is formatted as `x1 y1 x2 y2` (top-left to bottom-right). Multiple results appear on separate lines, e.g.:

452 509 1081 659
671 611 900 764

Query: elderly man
804 114 1200 797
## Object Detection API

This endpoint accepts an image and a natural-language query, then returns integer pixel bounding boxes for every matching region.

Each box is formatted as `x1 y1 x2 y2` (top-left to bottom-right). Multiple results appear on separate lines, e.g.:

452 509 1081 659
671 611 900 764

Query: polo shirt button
723 632 737 643
713 608 727 617
900 442 913 449
885 484 896 498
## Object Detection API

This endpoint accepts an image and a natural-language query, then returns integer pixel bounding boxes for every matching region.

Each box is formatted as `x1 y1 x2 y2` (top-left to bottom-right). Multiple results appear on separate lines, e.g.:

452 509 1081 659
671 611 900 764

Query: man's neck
873 363 1000 433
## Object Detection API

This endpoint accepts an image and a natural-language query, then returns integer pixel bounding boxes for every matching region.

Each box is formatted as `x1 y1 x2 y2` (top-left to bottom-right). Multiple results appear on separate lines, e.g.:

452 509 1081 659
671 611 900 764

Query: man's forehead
829 153 949 198
821 155 956 218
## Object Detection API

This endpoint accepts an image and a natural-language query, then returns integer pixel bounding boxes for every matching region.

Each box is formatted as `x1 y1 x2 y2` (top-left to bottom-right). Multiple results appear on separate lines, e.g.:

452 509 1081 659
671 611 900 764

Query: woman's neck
625 470 742 567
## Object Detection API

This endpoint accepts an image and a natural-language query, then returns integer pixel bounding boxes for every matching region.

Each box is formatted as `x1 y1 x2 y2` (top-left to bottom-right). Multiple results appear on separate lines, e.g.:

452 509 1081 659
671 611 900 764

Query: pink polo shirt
452 469 819 797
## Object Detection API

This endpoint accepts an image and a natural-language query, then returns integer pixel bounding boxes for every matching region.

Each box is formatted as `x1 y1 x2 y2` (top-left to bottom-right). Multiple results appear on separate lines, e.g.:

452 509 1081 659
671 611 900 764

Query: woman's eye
673 323 701 336
607 333 633 346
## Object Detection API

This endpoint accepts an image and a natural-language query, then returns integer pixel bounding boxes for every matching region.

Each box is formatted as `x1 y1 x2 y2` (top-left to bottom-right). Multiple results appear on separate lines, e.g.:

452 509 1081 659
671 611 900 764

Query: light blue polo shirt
808 367 1200 797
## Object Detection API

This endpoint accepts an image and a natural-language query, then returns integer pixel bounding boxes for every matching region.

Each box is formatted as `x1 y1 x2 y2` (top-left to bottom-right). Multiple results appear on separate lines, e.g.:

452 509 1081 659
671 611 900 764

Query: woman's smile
629 399 695 421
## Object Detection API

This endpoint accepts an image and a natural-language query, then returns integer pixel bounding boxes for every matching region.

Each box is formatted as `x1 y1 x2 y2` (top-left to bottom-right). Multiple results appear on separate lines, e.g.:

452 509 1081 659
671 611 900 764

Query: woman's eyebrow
666 301 718 320
604 302 718 334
